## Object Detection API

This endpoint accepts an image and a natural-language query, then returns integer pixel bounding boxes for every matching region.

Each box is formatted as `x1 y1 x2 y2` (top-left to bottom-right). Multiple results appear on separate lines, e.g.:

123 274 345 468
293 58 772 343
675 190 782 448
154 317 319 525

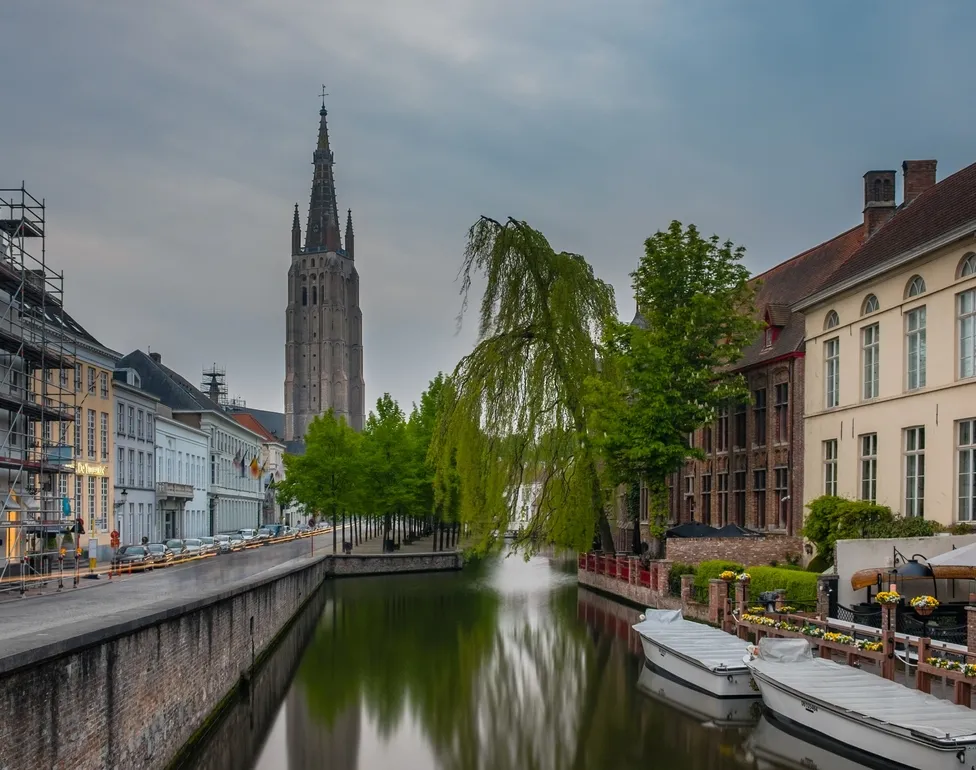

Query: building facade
799 159 976 528
660 209 866 539
284 103 365 441
232 412 286 525
155 405 209 539
111 368 158 545
68 335 120 556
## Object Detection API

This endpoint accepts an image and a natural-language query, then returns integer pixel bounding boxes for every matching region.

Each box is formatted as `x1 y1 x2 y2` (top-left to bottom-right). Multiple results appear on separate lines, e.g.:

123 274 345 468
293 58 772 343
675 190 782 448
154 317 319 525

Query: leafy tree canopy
431 216 617 555
588 221 760 536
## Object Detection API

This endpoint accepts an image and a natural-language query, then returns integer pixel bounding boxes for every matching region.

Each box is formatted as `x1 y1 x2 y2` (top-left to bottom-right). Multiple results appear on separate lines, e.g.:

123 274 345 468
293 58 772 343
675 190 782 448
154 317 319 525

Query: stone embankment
0 548 462 770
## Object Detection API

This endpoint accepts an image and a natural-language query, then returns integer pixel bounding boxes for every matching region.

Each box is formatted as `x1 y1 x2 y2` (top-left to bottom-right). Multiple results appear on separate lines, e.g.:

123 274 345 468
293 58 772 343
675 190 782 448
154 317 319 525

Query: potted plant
719 570 737 582
910 595 940 617
736 572 751 584
875 590 901 606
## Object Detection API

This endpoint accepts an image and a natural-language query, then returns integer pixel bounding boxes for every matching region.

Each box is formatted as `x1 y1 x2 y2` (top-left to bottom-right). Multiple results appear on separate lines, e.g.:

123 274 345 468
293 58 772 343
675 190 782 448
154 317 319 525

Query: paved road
0 529 346 669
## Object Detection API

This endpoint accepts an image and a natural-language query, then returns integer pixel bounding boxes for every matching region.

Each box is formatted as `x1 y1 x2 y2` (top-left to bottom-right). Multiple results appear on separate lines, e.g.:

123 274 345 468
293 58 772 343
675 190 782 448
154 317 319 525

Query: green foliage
803 495 942 566
806 553 830 573
693 559 745 594
277 409 361 522
746 566 818 605
667 561 696 595
431 216 617 555
588 221 761 534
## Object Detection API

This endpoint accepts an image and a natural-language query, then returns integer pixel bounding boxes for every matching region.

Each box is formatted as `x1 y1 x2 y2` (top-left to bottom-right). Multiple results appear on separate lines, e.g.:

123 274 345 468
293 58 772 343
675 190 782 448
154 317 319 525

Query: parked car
183 538 204 557
256 527 274 541
199 536 218 555
228 534 246 551
165 539 187 559
213 534 231 553
239 528 257 542
145 543 174 566
112 545 151 571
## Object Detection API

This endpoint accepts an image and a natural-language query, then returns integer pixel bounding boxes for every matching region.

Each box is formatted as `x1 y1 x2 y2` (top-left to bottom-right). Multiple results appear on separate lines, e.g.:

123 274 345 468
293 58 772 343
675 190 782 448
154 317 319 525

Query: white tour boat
636 664 761 728
632 609 756 698
746 638 976 770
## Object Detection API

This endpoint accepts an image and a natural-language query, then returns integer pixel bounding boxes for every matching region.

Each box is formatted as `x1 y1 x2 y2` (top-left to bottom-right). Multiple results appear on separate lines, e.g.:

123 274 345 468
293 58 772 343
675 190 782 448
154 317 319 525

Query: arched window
824 310 840 330
311 258 315 268
301 286 307 306
906 275 926 298
302 259 306 269
959 252 976 279
883 179 892 201
861 294 880 315
312 285 317 305
873 179 882 202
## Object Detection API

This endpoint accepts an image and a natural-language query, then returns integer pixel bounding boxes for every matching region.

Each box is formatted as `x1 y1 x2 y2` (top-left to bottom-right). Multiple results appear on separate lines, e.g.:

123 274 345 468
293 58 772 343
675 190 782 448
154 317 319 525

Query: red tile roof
736 225 863 369
816 160 976 294
232 412 278 442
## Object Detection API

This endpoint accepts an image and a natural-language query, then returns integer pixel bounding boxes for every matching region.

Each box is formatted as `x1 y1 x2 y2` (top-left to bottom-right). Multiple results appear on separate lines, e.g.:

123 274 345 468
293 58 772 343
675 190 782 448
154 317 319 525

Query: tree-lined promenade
280 217 758 557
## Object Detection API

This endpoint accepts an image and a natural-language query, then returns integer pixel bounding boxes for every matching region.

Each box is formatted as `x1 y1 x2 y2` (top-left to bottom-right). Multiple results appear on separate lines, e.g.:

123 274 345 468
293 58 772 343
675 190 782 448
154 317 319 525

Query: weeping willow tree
430 216 617 555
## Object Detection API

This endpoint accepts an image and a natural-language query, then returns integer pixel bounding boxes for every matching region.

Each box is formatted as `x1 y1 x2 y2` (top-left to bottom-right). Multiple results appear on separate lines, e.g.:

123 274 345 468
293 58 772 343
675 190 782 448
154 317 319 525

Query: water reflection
252 553 792 770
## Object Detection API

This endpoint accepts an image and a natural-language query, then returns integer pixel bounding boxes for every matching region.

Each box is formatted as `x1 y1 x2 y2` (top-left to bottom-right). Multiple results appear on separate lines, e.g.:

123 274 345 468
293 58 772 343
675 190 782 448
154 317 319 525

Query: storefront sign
75 463 107 477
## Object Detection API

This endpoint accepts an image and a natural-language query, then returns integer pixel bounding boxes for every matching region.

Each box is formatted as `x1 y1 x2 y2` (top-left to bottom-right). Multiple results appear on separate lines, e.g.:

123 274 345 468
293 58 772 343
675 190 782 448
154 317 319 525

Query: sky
4 1 976 415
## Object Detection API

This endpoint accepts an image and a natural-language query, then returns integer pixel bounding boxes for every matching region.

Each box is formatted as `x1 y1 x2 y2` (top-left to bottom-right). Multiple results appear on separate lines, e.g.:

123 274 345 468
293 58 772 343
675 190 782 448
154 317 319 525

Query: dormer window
763 326 774 349
762 304 788 350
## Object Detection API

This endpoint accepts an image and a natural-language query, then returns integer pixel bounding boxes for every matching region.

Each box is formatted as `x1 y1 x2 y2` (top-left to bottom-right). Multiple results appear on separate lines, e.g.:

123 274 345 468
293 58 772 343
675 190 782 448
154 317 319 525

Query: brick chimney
149 352 161 364
863 170 896 240
902 160 937 205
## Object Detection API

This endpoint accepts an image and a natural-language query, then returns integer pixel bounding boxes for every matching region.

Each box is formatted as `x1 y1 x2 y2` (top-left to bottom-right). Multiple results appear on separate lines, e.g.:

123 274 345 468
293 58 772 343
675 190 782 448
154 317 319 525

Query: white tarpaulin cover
926 541 976 567
632 609 751 673
749 638 976 742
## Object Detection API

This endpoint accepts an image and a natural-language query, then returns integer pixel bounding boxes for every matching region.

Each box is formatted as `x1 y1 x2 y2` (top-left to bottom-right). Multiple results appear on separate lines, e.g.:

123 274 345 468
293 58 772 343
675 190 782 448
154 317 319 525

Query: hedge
691 559 818 607
668 562 696 596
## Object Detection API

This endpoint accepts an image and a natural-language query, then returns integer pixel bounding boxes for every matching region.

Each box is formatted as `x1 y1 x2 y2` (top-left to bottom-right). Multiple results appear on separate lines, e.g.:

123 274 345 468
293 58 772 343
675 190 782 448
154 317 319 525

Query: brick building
663 221 867 537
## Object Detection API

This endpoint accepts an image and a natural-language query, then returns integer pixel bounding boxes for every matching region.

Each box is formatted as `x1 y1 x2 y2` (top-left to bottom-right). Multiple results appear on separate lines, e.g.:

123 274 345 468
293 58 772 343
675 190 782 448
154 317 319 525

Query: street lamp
113 488 128 541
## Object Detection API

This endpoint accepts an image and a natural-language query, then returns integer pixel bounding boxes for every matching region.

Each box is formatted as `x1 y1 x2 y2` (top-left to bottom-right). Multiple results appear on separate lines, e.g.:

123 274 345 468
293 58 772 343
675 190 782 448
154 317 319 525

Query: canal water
189 551 839 770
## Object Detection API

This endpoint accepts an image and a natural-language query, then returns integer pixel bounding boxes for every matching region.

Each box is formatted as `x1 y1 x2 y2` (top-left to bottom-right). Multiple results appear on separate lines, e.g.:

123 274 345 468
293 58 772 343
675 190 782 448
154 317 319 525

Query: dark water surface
190 552 842 770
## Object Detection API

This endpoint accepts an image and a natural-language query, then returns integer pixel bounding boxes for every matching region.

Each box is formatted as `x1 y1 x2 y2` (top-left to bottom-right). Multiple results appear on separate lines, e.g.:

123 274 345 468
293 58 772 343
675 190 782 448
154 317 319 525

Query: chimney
902 160 937 205
863 170 896 240
149 352 161 364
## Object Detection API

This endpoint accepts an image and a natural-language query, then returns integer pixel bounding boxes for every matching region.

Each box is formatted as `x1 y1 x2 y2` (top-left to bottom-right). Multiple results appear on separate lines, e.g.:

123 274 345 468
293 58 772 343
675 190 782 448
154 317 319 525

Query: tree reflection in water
284 555 761 770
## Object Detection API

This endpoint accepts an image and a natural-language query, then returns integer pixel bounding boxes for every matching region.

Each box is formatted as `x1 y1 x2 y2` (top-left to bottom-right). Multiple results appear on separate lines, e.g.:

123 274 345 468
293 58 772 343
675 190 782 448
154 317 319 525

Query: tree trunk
332 504 337 553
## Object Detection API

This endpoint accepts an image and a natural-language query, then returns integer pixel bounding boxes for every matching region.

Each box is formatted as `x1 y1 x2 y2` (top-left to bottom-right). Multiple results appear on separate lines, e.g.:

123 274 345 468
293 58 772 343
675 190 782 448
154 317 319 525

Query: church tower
284 101 365 440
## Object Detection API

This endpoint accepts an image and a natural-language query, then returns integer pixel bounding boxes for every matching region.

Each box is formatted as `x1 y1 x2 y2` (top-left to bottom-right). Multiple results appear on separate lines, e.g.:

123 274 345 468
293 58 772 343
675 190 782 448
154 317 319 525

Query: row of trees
281 216 760 556
276 376 462 552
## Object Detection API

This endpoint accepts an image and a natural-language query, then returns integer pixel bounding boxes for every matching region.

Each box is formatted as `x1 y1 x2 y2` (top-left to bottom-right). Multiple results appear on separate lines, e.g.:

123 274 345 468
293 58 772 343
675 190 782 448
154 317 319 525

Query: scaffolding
0 184 78 593
202 363 246 409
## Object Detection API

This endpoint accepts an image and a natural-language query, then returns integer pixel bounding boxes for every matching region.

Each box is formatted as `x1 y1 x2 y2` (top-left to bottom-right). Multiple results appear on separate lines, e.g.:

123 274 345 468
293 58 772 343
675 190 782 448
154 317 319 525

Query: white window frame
860 433 878 503
959 419 976 521
906 306 927 390
823 439 838 496
959 289 976 379
861 324 879 400
904 426 925 518
117 447 125 485
825 337 840 408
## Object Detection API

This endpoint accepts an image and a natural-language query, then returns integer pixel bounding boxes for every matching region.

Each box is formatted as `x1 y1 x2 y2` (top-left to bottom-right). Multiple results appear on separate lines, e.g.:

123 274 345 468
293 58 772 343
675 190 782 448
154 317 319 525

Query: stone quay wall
0 551 463 770
576 561 710 624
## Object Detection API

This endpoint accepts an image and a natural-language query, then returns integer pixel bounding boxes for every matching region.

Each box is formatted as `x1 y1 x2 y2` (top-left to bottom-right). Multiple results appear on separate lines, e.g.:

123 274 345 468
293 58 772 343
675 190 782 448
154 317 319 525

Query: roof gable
117 350 225 414
816 160 976 295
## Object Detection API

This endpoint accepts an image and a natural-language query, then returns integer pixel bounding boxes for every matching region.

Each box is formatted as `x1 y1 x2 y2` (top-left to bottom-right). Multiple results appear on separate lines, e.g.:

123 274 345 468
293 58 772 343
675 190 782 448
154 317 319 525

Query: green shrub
803 495 941 566
746 566 818 606
667 561 696 595
693 559 744 595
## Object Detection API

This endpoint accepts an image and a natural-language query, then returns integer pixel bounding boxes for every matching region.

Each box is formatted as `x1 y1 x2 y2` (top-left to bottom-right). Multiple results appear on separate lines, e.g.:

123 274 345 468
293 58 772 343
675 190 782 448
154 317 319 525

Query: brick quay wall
0 551 463 770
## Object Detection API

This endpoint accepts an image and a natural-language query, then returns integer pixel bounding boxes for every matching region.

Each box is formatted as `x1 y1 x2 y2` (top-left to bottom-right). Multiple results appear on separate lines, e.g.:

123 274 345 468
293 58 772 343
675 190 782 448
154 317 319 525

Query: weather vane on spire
320 84 329 109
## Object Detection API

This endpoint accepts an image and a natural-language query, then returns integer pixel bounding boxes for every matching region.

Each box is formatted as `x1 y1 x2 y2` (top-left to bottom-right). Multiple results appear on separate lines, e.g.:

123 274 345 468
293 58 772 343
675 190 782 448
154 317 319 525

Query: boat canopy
633 609 752 673
749 638 976 743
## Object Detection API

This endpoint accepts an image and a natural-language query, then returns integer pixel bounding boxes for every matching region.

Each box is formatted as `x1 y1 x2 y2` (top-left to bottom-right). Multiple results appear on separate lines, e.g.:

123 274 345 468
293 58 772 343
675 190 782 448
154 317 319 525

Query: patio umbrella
925 541 976 580
664 522 719 538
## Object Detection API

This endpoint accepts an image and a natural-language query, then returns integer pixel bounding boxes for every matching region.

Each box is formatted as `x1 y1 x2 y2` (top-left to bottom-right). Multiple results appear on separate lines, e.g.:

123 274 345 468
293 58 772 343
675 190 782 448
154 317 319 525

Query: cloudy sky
4 1 975 414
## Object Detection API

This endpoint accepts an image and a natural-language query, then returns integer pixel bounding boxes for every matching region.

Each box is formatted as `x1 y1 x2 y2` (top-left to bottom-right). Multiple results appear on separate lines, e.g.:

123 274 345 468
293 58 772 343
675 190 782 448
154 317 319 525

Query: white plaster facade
112 370 158 545
260 439 286 524
181 412 264 534
800 238 976 526
154 407 209 539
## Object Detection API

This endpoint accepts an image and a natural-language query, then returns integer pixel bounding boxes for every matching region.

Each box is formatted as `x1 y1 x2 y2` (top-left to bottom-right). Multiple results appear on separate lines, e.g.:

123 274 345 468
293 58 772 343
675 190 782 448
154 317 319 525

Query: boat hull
638 665 760 727
639 634 756 698
752 669 976 770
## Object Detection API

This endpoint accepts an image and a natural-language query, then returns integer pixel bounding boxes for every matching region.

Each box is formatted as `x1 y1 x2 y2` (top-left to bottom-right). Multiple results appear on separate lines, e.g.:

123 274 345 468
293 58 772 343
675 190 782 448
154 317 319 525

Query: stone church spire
291 203 301 256
345 209 355 260
305 102 342 253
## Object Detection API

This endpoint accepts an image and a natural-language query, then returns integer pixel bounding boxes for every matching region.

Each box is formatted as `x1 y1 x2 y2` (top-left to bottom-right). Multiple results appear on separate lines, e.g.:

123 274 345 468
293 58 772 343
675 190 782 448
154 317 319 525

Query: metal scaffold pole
0 184 78 595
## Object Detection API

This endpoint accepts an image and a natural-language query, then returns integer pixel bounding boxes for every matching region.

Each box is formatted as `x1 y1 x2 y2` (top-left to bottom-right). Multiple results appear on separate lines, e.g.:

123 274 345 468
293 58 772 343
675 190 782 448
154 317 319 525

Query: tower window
873 179 882 201
311 259 315 268
301 287 308 306
312 286 317 304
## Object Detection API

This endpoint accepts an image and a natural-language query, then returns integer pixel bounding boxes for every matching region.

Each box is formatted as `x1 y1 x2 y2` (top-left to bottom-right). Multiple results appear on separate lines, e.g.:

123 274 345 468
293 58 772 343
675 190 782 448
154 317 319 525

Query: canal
183 551 819 770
